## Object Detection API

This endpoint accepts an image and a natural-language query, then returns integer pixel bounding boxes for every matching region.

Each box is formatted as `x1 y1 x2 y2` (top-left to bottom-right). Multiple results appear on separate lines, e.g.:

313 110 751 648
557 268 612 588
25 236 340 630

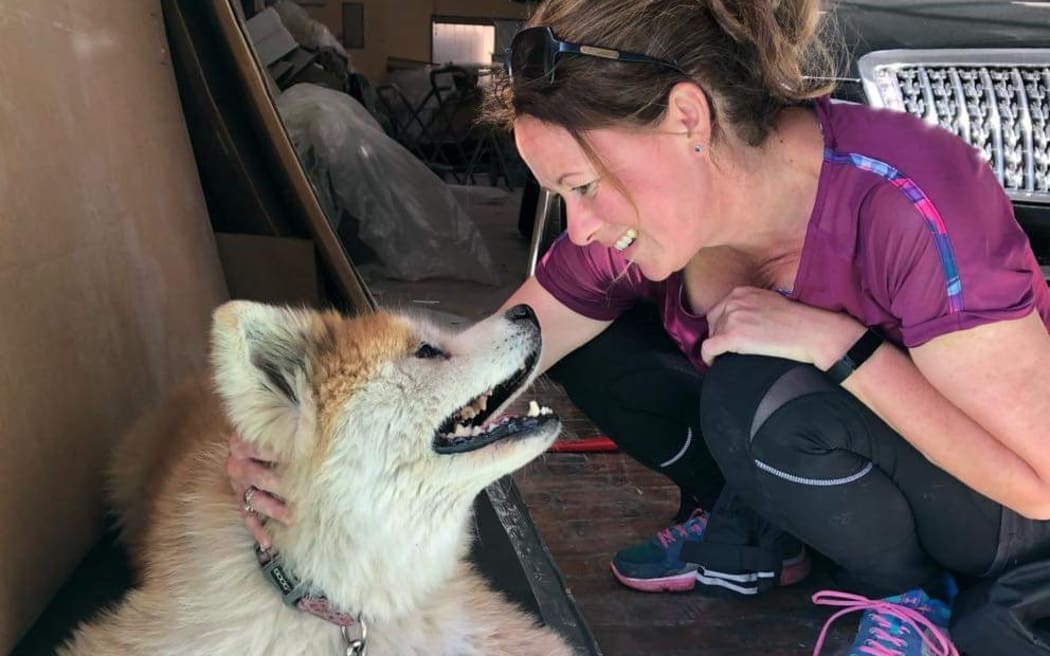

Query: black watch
823 328 883 385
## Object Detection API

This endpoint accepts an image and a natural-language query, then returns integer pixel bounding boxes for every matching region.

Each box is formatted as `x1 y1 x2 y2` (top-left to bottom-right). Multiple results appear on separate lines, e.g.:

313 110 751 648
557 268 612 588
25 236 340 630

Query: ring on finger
243 485 260 514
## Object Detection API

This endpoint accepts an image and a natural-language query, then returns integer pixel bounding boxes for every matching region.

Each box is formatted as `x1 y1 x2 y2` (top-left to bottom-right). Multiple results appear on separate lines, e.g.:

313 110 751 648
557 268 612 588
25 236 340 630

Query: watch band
824 328 883 384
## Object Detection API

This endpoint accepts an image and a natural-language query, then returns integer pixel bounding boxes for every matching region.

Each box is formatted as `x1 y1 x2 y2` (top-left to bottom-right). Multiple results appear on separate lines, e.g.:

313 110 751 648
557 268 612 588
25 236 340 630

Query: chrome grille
858 50 1050 205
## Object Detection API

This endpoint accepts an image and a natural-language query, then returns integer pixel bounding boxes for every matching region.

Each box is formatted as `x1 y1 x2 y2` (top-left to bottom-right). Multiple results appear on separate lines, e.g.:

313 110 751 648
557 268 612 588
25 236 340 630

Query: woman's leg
548 304 734 592
547 303 723 509
699 353 1003 597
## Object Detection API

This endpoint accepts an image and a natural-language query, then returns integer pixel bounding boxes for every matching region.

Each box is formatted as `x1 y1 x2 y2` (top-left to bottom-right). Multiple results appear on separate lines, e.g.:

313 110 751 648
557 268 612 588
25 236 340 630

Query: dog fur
59 301 573 656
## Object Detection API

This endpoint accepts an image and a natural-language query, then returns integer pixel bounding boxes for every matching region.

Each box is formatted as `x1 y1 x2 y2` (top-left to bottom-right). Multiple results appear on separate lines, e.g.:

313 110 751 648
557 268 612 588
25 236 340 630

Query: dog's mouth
433 349 558 454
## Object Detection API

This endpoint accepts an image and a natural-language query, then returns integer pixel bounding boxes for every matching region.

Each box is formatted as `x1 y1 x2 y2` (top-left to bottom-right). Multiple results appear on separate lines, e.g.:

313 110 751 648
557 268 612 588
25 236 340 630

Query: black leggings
702 352 1017 596
549 305 1050 595
548 305 723 508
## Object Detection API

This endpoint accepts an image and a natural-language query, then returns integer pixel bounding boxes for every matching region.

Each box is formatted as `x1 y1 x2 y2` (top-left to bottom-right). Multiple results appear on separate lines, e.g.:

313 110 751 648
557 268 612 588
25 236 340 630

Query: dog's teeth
527 400 540 417
453 424 472 437
471 425 484 436
540 405 553 415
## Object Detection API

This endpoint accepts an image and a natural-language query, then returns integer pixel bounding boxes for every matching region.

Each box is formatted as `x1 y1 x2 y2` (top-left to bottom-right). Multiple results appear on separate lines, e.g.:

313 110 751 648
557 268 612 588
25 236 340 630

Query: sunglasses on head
507 26 685 86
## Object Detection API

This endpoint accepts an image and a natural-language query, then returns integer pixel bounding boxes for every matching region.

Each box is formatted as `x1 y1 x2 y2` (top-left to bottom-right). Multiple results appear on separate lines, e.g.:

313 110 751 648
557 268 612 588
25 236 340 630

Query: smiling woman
476 1 1050 654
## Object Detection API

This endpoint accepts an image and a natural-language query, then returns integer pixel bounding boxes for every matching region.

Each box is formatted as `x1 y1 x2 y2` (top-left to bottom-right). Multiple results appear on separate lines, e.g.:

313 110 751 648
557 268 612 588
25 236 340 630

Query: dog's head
210 301 560 515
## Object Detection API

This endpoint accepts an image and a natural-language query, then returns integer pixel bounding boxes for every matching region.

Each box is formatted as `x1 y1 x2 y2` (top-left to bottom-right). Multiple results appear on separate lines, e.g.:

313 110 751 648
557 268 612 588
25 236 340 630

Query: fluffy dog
60 301 572 655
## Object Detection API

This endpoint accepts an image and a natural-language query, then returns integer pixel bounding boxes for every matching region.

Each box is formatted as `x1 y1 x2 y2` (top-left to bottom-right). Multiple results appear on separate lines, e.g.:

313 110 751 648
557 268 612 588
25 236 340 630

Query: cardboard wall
0 1 228 649
300 0 535 80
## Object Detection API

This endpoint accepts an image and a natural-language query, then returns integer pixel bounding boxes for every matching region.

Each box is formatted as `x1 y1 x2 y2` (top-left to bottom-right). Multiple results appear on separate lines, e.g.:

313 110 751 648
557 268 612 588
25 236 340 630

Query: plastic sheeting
277 83 500 285
270 1 348 60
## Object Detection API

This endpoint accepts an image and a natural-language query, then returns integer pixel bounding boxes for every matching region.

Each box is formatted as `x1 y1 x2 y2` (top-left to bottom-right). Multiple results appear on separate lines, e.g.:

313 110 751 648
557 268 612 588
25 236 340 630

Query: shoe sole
610 565 698 592
610 547 812 593
779 547 811 587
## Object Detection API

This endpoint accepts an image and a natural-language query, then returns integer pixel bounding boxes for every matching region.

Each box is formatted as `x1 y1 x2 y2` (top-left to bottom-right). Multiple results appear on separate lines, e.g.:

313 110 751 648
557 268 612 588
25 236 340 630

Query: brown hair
484 0 840 147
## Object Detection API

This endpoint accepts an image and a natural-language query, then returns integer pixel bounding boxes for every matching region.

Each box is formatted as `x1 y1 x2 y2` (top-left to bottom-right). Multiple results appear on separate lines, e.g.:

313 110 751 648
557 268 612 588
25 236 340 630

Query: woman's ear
664 82 714 146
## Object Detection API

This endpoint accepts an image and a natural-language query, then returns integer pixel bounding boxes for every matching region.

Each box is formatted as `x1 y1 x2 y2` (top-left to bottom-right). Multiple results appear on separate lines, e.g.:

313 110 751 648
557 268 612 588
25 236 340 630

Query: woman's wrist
811 314 867 371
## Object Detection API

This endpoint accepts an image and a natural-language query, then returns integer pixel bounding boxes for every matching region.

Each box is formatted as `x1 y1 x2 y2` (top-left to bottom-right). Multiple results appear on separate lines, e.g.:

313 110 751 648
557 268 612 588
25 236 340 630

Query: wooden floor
510 384 854 656
368 185 854 656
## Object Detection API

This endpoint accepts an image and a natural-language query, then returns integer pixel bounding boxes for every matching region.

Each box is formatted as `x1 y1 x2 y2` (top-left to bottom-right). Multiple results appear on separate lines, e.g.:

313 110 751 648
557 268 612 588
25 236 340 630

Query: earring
693 144 704 154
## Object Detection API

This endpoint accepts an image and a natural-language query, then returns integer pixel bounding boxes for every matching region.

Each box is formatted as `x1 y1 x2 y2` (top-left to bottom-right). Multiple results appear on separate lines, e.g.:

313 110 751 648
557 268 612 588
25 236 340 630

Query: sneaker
611 508 710 592
609 509 812 593
812 588 959 656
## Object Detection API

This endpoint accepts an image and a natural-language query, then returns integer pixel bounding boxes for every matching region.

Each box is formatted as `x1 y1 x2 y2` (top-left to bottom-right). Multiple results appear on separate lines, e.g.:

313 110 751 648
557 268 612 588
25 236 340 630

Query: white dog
60 301 573 655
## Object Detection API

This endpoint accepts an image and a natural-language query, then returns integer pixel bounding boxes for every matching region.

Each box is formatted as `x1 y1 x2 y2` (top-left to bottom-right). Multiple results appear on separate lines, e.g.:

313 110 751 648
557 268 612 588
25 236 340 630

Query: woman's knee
700 354 833 477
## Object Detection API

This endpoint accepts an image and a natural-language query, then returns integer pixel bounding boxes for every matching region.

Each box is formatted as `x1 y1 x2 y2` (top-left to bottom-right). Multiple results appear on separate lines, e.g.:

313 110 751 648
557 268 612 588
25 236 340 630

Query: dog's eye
415 343 445 359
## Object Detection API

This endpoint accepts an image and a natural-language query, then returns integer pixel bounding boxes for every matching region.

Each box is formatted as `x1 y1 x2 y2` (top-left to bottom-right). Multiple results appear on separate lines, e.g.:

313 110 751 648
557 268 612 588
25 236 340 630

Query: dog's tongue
481 414 509 431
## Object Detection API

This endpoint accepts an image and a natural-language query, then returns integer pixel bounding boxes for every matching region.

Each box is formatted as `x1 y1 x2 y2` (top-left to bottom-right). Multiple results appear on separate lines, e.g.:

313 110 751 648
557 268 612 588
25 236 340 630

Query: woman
228 1 1050 653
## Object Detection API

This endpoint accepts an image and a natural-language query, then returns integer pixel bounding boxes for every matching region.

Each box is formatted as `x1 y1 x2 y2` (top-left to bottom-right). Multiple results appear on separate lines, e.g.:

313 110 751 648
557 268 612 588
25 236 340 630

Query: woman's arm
500 276 612 374
842 310 1050 520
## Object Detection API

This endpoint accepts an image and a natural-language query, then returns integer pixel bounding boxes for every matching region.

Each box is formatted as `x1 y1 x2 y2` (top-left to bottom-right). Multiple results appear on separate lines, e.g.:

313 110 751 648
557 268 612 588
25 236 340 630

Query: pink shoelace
811 590 959 656
655 510 707 549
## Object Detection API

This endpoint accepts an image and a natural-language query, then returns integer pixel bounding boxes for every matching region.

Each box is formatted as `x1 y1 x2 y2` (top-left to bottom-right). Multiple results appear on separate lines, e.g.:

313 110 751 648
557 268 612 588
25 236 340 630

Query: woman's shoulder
818 98 1010 235
821 98 991 193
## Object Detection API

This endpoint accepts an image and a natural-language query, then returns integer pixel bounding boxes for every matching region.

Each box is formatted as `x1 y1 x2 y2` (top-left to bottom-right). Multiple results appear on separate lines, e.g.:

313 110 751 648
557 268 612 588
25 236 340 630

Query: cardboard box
215 233 326 307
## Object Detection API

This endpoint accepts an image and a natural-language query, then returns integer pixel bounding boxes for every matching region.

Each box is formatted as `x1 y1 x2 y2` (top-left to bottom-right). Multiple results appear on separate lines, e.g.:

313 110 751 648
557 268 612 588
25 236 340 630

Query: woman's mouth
613 228 637 252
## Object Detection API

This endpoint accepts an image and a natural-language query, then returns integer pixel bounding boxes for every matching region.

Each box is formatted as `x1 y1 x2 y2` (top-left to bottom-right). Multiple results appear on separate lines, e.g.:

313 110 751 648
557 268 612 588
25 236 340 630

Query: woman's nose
564 199 603 246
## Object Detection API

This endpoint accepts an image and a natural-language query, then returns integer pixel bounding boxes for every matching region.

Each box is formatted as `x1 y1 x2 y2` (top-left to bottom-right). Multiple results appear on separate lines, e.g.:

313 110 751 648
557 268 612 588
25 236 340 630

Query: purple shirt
535 96 1050 371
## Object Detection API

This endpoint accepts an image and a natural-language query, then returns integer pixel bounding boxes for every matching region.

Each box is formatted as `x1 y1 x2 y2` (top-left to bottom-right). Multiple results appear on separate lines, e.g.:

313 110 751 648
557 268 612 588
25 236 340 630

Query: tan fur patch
313 311 416 448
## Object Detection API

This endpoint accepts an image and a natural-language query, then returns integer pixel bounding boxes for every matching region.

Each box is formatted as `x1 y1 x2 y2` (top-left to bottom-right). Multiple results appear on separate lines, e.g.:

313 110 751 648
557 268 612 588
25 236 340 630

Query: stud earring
693 144 704 154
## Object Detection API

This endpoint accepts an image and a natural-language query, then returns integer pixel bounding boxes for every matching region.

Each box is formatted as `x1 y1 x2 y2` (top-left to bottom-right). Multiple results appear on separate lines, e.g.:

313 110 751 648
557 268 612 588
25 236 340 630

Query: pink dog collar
256 544 357 627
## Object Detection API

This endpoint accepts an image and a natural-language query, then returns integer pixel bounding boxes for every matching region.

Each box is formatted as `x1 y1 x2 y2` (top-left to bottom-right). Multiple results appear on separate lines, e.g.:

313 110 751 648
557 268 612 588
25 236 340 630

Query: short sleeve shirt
534 96 1050 371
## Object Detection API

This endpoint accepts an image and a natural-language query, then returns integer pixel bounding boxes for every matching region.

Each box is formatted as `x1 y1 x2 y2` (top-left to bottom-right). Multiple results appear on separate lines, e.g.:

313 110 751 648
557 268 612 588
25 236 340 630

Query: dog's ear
210 301 333 455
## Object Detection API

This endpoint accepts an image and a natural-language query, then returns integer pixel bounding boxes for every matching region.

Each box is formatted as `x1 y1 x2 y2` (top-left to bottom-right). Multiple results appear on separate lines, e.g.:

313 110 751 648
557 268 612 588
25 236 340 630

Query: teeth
446 423 487 440
526 401 554 417
613 228 637 252
441 398 557 447
455 392 491 422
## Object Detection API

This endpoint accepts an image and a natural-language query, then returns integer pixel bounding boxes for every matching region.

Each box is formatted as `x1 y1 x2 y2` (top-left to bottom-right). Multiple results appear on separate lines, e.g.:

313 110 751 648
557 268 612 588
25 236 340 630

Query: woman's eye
575 180 599 197
415 343 445 359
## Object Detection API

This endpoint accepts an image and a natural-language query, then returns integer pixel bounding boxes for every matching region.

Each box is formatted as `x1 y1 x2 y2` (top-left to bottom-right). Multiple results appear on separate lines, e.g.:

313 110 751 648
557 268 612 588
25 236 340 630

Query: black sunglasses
507 26 685 86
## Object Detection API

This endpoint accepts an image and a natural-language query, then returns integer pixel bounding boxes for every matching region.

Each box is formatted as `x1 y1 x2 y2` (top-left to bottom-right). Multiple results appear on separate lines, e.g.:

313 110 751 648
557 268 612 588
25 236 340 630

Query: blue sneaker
610 509 710 592
611 508 813 593
812 588 959 655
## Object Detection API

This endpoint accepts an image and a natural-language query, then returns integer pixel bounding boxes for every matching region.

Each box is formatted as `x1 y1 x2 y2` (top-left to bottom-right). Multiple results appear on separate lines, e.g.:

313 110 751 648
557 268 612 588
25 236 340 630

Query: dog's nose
504 304 538 326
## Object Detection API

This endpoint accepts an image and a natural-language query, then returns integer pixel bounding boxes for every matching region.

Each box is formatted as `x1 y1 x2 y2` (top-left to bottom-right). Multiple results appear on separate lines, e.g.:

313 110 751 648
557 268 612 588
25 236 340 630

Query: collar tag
258 547 309 607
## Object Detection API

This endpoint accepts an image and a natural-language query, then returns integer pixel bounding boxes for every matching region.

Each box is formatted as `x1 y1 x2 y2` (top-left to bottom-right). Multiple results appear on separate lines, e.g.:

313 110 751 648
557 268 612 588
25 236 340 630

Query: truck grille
858 50 1050 205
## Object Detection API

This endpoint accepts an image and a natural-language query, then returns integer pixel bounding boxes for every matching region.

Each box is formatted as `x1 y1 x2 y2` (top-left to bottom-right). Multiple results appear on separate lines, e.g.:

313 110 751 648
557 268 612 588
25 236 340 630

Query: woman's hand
225 434 291 550
700 286 865 368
